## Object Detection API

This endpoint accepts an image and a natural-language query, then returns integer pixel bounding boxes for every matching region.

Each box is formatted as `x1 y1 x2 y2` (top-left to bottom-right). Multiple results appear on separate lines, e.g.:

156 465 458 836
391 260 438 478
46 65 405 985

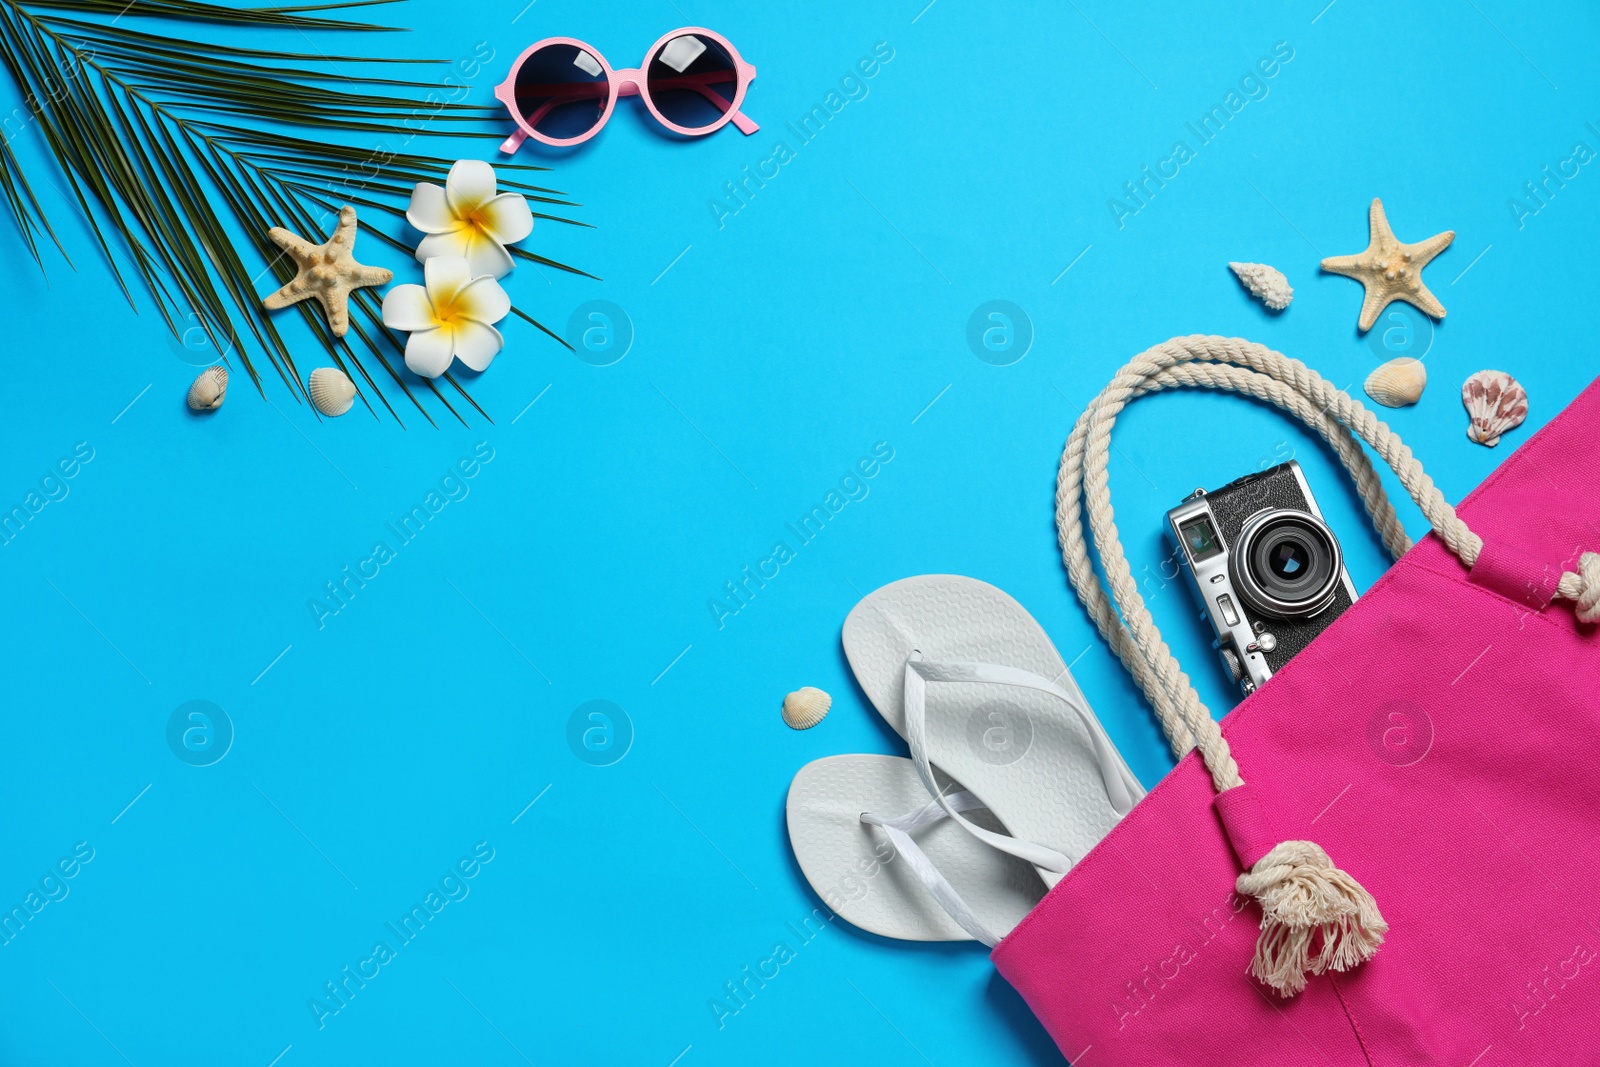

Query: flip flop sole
786 754 1045 942
842 575 1143 881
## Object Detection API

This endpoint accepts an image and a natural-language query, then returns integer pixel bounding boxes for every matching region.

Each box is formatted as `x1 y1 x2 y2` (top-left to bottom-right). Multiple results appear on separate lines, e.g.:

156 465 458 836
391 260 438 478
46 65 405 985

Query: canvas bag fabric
993 339 1600 1066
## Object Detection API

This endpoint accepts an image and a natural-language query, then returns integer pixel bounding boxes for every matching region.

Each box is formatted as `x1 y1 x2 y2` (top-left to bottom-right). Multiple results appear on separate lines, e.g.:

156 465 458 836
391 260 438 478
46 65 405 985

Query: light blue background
2 0 1596 1063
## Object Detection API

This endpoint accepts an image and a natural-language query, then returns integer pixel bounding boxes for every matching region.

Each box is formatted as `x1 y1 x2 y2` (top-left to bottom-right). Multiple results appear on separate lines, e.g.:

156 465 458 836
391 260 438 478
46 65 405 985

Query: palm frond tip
0 0 580 425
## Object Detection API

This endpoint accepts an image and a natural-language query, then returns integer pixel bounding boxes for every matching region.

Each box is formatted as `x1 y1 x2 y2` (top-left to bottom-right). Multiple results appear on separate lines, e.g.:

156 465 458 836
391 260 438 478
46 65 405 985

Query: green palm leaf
0 0 584 425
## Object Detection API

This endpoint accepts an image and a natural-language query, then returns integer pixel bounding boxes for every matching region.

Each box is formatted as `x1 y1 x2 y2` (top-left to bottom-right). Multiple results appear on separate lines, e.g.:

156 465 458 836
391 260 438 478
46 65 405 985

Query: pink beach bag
994 337 1600 1066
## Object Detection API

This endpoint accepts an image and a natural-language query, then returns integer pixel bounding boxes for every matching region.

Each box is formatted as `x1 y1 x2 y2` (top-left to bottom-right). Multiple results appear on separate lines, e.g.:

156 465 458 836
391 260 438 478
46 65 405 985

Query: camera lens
1231 510 1342 619
1268 539 1309 580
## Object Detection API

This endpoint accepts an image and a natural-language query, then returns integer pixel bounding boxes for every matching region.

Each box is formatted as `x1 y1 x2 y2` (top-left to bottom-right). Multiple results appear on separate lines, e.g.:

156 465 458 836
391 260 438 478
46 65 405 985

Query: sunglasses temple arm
499 127 529 154
693 83 758 134
643 72 758 133
499 91 592 153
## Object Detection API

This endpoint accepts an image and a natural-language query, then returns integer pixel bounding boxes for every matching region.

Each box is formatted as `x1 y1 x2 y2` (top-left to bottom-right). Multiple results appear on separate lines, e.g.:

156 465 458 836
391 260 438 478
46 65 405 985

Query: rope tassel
1053 338 1490 996
1235 841 1388 997
1556 551 1600 623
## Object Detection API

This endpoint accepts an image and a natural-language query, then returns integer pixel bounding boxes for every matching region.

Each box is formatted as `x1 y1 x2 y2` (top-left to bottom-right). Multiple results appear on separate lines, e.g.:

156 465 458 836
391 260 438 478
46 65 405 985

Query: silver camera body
1164 461 1358 697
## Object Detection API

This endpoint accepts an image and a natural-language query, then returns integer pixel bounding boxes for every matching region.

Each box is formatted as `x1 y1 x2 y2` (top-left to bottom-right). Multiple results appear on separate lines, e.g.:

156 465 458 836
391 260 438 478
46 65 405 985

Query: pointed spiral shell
1229 262 1294 311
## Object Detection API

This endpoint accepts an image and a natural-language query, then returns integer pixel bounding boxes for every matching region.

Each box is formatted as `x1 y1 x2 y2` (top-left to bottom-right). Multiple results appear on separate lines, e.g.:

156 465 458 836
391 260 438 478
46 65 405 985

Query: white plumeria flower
406 159 534 279
381 256 511 378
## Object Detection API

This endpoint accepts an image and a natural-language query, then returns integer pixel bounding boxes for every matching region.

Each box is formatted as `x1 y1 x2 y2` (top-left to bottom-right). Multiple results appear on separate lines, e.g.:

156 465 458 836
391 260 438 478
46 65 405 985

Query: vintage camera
1165 461 1357 696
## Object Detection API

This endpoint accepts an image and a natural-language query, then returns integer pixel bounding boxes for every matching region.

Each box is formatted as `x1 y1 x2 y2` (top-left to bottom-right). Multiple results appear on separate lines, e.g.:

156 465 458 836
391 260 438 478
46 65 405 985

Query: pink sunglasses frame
494 27 759 152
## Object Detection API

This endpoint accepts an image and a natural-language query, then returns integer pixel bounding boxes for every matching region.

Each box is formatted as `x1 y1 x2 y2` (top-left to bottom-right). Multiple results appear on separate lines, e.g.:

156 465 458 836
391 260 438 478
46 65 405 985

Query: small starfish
1320 198 1454 332
261 205 392 337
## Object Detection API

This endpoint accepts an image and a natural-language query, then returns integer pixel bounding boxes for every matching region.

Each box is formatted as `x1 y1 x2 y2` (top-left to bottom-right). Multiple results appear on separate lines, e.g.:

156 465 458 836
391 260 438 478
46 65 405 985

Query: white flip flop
786 754 1046 944
842 575 1145 888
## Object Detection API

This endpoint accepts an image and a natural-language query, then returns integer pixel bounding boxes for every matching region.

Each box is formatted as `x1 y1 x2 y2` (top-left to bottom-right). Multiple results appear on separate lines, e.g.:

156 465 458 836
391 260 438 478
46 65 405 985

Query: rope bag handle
1055 336 1600 997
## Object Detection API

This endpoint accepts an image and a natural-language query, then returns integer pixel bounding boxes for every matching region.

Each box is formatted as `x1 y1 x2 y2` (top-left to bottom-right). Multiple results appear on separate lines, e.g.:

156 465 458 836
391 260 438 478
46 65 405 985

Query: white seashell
782 687 831 730
308 367 356 417
1229 261 1294 311
1462 369 1528 447
186 365 227 411
1364 357 1427 408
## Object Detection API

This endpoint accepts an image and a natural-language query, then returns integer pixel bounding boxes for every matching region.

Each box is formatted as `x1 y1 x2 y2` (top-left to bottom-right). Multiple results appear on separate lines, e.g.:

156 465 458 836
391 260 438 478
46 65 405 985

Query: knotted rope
1055 336 1599 996
1559 552 1600 623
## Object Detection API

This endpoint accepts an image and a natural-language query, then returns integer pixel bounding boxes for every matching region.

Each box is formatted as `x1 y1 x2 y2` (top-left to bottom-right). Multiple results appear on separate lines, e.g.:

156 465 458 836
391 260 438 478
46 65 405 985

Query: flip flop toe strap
852 651 1143 945
860 789 1001 947
910 658 1141 815
900 654 1140 879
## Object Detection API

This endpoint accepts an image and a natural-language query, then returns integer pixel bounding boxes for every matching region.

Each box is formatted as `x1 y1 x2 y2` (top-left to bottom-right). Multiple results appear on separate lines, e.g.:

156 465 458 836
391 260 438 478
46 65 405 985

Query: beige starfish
261 205 392 337
1320 198 1454 332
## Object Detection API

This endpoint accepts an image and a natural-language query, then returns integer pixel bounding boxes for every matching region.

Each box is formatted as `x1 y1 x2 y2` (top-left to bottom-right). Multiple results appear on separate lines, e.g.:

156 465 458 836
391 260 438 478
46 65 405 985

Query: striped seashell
782 687 831 730
186 365 227 411
1462 369 1528 447
308 367 356 417
1364 357 1427 408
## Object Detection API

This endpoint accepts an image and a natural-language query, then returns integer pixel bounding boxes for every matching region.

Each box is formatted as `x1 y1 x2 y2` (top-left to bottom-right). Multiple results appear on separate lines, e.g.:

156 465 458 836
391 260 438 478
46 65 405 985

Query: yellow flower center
432 298 466 328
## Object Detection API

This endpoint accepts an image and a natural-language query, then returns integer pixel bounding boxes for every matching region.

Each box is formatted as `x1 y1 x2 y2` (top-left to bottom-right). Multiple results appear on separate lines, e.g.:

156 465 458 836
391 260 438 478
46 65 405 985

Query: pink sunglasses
495 28 759 152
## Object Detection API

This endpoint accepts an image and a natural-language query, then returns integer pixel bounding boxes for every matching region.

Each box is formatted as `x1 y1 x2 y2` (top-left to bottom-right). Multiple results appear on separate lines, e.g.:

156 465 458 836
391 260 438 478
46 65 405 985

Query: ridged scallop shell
186 365 227 411
1364 357 1427 408
1229 262 1294 311
782 687 831 730
1462 369 1527 447
309 367 356 417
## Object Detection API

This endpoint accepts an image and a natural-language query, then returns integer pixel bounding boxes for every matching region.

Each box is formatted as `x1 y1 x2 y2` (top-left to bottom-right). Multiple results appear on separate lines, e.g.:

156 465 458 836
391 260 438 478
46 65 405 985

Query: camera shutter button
1248 633 1278 654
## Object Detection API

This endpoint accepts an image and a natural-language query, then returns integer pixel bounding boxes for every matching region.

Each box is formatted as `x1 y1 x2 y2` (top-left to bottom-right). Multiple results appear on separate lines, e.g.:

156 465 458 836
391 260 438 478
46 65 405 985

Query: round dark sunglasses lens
646 34 737 131
513 44 609 140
